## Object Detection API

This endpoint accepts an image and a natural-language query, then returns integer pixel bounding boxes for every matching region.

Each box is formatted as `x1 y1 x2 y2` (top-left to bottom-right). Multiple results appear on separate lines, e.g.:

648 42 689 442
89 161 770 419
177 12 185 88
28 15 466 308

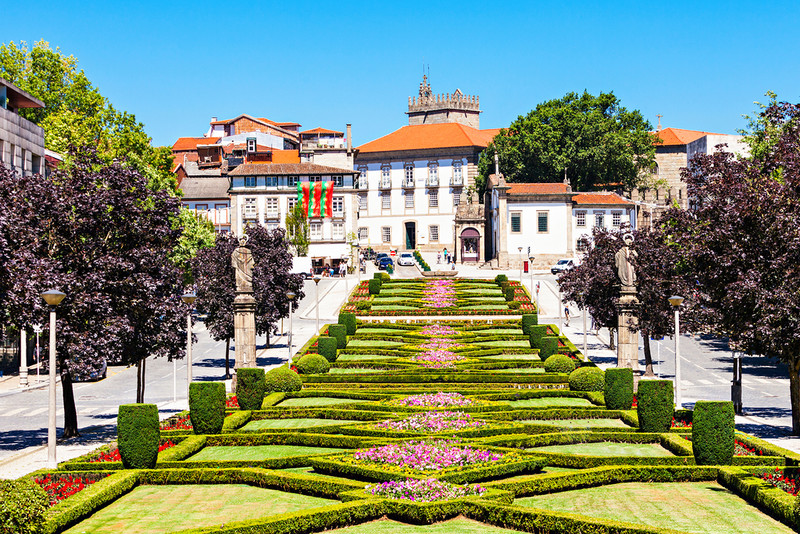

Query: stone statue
232 235 254 293
614 233 637 287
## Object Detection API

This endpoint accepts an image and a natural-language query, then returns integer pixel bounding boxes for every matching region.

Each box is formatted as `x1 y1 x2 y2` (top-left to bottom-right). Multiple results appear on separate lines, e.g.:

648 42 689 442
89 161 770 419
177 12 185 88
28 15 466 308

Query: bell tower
406 75 481 128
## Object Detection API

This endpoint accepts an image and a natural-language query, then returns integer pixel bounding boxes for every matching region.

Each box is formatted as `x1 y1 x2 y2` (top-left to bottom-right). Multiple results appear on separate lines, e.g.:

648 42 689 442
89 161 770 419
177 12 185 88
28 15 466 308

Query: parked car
397 252 415 266
291 256 313 279
374 252 390 266
377 256 394 270
550 258 579 275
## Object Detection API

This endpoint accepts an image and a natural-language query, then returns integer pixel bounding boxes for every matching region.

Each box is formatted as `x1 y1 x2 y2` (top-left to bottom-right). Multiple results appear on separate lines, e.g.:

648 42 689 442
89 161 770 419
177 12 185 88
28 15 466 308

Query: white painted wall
504 201 571 256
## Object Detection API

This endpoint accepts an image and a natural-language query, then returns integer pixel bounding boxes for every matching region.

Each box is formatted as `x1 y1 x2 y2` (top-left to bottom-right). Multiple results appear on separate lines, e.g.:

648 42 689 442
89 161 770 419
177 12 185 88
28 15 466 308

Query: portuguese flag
297 181 334 217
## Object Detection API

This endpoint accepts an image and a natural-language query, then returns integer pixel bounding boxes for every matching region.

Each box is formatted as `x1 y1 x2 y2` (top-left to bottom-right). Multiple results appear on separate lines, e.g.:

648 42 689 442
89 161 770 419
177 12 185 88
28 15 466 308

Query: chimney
211 116 218 123
346 123 352 153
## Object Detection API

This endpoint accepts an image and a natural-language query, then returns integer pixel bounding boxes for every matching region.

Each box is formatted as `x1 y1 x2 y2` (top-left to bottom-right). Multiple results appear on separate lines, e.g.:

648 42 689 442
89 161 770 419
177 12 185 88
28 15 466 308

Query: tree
477 91 655 194
662 100 800 434
0 149 187 437
171 209 215 285
193 226 305 375
285 203 309 256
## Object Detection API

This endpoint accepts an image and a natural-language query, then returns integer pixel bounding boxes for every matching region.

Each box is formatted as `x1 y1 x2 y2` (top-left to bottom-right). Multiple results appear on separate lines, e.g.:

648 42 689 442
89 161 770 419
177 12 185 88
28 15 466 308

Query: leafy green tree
171 209 216 285
478 91 655 194
285 203 309 256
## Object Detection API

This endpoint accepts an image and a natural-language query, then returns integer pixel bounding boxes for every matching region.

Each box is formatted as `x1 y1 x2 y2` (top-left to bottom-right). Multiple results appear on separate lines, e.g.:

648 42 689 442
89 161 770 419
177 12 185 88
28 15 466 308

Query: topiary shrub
529 325 549 349
521 314 538 335
189 382 226 434
692 401 735 465
265 365 303 393
373 273 382 280
507 301 521 310
328 324 348 349
637 379 674 432
338 312 357 335
544 353 576 374
503 286 515 302
495 274 508 283
296 353 331 374
0 479 49 534
368 279 381 295
117 403 160 469
569 366 605 391
355 301 371 311
538 336 559 360
604 368 634 410
236 368 266 410
379 272 391 282
317 336 338 362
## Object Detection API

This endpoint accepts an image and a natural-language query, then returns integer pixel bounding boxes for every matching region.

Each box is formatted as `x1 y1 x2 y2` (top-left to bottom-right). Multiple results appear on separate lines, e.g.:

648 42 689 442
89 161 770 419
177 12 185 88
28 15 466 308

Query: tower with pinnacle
406 75 481 128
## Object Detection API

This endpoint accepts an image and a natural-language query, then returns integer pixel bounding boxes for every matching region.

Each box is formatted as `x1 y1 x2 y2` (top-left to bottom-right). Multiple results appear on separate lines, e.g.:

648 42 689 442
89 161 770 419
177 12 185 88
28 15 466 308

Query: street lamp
668 295 684 408
41 289 65 469
19 327 28 387
313 275 322 333
181 293 196 402
528 255 535 311
286 290 296 360
517 247 523 281
32 324 42 382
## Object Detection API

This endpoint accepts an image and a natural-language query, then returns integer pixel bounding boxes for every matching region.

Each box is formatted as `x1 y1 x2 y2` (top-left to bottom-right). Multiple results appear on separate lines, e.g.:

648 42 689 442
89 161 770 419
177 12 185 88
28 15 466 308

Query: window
358 227 368 240
429 190 438 208
453 191 461 207
333 175 344 187
381 166 391 188
215 203 229 224
429 225 439 242
332 222 345 239
405 191 414 208
595 212 605 228
266 176 278 187
359 193 367 211
245 176 256 188
452 160 463 185
576 239 589 252
247 138 257 153
266 197 279 218
357 167 368 188
537 211 549 233
310 222 322 239
612 211 622 227
243 197 258 219
576 211 586 227
266 222 279 231
332 196 344 217
195 203 208 214
288 197 297 212
427 162 438 185
382 226 391 243
510 212 521 233
288 175 299 187
309 175 322 182
404 164 414 187
382 193 391 210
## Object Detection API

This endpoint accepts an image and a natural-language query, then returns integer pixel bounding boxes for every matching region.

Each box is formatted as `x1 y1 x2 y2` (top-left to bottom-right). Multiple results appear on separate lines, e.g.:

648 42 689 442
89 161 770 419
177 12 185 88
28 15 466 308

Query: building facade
0 76 45 175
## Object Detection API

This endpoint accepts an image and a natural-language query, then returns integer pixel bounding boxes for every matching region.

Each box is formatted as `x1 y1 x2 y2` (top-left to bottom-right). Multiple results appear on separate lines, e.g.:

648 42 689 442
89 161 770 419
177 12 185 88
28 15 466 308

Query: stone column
616 286 640 380
233 292 257 369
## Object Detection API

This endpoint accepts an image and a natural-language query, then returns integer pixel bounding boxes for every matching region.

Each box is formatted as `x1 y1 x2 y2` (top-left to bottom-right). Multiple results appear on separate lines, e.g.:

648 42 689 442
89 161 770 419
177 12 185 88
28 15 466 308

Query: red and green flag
297 181 334 217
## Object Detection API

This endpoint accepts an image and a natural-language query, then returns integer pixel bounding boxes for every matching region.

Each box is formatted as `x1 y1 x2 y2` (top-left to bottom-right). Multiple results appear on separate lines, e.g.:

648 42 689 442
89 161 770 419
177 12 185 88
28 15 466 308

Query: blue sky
2 1 798 148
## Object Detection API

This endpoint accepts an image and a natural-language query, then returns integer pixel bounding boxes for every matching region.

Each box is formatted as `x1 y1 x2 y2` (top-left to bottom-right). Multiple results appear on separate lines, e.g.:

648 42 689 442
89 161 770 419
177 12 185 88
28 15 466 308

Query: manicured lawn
329 368 389 374
64 484 335 534
242 419 359 430
524 418 630 428
516 482 796 534
279 466 366 484
347 339 405 347
189 445 347 461
461 305 509 310
370 305 419 311
487 368 544 374
507 397 593 408
326 517 525 533
533 441 674 457
338 354 398 361
277 397 365 407
474 329 524 335
481 354 540 360
477 340 531 348
356 328 411 334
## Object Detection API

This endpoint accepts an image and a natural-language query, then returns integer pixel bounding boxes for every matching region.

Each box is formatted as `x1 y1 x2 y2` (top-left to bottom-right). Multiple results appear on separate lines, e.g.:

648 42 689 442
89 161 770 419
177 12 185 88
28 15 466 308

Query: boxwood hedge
604 368 634 410
236 368 266 410
189 382 226 435
637 379 674 432
692 400 735 465
117 404 160 469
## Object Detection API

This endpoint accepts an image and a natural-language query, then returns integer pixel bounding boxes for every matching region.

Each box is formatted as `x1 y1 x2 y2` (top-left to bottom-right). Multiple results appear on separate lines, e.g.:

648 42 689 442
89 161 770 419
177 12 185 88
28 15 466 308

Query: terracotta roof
173 137 218 151
652 127 721 146
173 161 223 177
507 183 570 195
229 163 355 176
300 127 344 136
358 124 500 153
179 177 230 199
572 192 632 206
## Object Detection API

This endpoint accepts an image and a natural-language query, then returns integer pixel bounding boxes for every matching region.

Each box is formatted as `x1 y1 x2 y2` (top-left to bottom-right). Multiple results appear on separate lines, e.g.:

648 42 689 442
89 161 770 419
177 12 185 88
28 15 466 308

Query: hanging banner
297 181 334 217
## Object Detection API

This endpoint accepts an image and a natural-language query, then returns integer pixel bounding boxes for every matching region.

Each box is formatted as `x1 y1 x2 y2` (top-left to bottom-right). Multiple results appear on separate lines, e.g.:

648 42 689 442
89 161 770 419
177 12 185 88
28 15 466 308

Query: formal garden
5 278 800 534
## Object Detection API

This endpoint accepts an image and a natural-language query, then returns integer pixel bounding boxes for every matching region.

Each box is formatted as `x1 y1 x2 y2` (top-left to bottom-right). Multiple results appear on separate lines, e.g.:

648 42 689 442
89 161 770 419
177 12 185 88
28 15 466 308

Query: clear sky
2 1 798 148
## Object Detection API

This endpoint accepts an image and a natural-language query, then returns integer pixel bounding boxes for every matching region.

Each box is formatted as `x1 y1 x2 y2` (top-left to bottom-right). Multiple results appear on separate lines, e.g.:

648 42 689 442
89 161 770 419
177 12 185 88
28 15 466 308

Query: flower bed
409 348 466 368
161 414 192 431
421 280 457 308
89 440 177 463
352 440 503 470
758 467 799 495
226 396 240 409
388 392 476 408
420 324 459 337
365 478 486 502
375 411 486 433
34 473 108 506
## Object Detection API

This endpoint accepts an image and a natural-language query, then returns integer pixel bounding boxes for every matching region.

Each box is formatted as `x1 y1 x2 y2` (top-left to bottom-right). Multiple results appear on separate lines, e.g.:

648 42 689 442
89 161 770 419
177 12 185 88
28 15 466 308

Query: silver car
397 253 415 266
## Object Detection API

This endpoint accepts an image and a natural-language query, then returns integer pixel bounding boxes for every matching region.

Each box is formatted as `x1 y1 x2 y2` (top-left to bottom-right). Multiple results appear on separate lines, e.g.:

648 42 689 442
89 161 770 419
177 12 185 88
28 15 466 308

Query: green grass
338 354 398 361
279 466 366 484
277 397 365 407
486 368 545 374
356 328 410 334
474 329 524 335
241 419 359 430
507 397 593 407
347 339 405 347
516 481 796 534
523 418 630 428
460 305 510 310
532 441 675 457
370 305 419 311
325 517 525 533
480 355 540 361
189 445 347 461
63 484 335 534
329 368 389 374
477 340 531 348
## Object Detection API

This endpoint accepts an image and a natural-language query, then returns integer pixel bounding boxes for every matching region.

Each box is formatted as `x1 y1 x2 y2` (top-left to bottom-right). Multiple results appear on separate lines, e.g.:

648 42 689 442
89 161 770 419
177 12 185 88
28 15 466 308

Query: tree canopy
477 91 655 194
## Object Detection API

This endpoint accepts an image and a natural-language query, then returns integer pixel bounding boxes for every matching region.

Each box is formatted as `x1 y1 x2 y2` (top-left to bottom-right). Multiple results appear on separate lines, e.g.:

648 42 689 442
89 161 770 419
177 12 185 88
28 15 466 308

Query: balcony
379 179 392 190
265 211 281 220
450 175 463 186
358 178 369 190
426 176 439 187
402 178 415 189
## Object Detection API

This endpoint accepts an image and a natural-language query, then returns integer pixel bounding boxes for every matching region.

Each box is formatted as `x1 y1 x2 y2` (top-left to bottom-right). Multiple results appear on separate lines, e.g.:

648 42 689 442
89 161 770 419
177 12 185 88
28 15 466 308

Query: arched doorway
460 227 480 262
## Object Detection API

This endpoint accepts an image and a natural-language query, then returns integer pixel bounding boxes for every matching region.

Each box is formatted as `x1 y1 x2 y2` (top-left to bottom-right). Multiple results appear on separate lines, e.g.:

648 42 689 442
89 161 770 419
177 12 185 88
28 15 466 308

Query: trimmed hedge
328 324 348 349
117 404 160 469
539 336 559 360
637 379 674 432
604 368 634 410
264 365 302 393
495 274 508 283
317 336 338 362
188 382 226 435
521 314 538 335
692 400 735 465
236 368 266 410
543 354 576 374
503 286 515 302
368 279 381 295
296 353 331 374
338 312 357 335
0 478 49 534
569 367 604 392
529 325 549 349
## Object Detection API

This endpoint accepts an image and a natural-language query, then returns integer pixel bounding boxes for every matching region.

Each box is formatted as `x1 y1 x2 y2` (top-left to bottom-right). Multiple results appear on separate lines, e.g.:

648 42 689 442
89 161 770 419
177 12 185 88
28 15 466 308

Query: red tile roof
507 183 570 195
173 137 218 151
229 163 355 176
358 124 500 153
300 127 344 136
572 192 632 206
652 127 721 146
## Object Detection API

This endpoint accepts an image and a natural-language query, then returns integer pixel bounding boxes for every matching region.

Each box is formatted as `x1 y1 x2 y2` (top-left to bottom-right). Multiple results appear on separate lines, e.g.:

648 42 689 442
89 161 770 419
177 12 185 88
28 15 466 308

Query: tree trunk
608 328 616 351
224 338 231 379
266 329 270 349
136 358 146 403
789 357 800 435
60 369 80 438
642 331 655 377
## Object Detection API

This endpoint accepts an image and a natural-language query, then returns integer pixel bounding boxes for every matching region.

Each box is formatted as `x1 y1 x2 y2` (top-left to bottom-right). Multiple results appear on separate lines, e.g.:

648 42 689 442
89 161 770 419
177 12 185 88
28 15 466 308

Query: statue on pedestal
232 236 254 294
614 233 640 378
231 234 257 375
615 233 637 288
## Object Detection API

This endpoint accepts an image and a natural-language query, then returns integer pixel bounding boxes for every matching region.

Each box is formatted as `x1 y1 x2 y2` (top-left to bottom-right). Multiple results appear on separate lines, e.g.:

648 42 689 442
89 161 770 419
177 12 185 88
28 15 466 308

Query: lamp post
558 289 563 332
313 275 322 333
286 290 296 360
19 328 28 387
668 295 684 408
517 246 523 281
528 255 535 308
32 324 42 382
41 289 65 469
181 293 196 401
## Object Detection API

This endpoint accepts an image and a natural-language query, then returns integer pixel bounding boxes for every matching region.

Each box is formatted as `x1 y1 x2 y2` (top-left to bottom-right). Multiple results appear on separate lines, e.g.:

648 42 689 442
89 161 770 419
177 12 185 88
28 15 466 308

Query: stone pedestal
233 292 257 370
616 286 640 382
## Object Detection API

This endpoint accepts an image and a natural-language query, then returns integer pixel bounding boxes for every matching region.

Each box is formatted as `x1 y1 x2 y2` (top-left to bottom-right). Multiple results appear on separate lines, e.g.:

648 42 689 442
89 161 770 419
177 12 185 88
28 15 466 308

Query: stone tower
406 75 481 128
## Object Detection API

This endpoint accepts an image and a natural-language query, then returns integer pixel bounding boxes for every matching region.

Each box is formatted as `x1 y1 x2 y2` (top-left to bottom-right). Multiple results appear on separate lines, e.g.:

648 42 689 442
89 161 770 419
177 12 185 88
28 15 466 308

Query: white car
397 253 415 266
550 258 580 275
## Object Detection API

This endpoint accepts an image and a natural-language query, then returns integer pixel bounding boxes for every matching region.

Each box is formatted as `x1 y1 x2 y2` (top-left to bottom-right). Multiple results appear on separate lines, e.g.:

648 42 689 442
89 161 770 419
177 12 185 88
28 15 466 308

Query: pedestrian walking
564 305 570 327
437 252 441 264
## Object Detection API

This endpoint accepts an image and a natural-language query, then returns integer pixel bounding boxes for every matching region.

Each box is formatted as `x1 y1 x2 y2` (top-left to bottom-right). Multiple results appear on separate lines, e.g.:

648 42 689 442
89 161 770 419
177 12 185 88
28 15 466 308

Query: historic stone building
0 76 45 176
